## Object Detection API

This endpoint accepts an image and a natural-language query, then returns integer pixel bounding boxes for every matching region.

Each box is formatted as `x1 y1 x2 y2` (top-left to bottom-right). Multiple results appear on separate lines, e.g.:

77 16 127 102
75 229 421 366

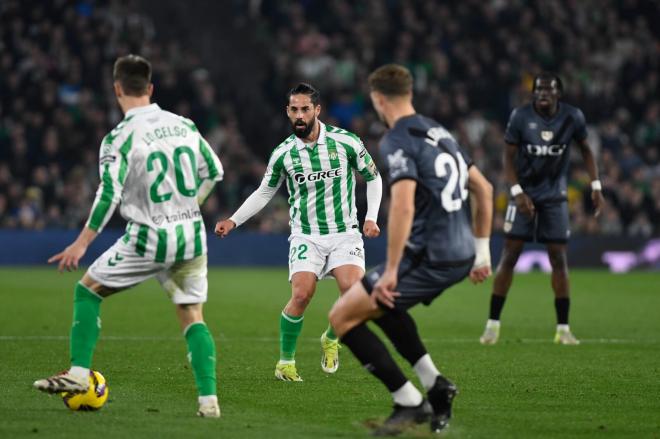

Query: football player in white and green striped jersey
215 83 383 381
34 55 222 418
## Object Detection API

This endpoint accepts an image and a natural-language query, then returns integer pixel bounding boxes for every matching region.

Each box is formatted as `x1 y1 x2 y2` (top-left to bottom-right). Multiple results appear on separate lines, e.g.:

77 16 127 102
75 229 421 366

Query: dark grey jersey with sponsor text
379 114 475 264
504 103 587 202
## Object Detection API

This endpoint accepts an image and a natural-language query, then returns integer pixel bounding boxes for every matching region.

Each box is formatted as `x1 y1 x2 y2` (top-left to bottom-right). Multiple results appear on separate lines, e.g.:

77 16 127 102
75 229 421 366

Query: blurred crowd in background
1 0 658 237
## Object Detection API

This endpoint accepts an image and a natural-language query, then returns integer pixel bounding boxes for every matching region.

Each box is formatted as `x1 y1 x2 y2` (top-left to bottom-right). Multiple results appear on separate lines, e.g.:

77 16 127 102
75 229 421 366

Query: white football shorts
87 239 208 304
288 232 365 281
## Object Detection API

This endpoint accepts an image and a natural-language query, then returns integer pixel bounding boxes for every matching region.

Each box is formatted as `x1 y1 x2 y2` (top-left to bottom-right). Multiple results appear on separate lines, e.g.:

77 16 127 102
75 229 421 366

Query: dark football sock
554 297 570 325
489 294 507 320
374 311 426 366
341 323 407 392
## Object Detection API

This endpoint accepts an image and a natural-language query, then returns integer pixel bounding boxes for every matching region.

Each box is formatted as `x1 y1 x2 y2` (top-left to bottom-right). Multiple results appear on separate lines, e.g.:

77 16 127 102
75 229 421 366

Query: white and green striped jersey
264 121 378 235
86 103 223 263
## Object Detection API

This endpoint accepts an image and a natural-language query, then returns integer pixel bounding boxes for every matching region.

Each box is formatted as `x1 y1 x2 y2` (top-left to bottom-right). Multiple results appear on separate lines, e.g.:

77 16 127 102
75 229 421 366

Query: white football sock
198 395 218 405
68 366 89 380
391 381 423 407
486 319 500 329
413 354 441 391
557 324 570 332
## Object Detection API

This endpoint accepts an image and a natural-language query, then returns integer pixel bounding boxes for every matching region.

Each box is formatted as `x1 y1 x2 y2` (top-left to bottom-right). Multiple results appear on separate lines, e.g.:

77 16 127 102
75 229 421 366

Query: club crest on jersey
293 168 343 184
541 130 553 141
329 151 338 161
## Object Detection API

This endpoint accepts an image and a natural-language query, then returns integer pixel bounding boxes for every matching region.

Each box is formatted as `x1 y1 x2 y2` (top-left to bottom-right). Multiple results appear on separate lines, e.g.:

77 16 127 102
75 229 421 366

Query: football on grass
61 370 109 411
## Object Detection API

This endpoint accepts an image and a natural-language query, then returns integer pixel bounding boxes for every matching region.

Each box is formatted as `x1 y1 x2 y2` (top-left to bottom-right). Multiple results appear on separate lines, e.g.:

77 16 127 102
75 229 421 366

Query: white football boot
479 320 500 345
34 371 89 394
197 400 221 418
554 327 580 345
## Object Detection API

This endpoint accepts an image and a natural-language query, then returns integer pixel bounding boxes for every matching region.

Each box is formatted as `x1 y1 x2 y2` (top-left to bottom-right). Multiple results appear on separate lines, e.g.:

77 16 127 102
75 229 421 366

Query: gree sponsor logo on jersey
293 168 344 184
525 144 568 156
151 208 201 226
142 125 189 146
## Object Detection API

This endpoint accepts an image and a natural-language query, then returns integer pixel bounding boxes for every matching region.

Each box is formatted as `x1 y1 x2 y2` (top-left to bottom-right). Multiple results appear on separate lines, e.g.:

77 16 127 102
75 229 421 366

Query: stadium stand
1 0 658 236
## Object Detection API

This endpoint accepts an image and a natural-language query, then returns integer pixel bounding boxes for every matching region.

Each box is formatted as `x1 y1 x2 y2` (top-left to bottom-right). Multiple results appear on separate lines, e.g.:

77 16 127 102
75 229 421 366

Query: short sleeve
457 144 474 168
346 136 379 182
378 135 419 185
86 130 132 232
572 108 588 142
504 109 521 144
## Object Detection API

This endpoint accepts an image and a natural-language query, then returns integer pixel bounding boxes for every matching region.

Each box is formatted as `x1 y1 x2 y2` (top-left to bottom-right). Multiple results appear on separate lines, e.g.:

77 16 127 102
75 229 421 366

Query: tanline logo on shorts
152 209 201 226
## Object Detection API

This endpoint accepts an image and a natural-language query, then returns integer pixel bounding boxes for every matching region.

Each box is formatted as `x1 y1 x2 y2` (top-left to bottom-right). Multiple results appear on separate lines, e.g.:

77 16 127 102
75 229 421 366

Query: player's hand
372 268 401 309
514 193 535 217
469 265 491 284
48 241 88 273
470 237 491 284
363 220 380 238
214 219 236 238
591 190 604 217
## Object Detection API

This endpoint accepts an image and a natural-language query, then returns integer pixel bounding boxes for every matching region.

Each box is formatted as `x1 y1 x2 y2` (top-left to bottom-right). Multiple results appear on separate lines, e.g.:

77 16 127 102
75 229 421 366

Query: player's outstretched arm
50 132 126 271
48 227 98 273
467 165 493 284
363 174 383 238
214 181 278 238
577 139 604 217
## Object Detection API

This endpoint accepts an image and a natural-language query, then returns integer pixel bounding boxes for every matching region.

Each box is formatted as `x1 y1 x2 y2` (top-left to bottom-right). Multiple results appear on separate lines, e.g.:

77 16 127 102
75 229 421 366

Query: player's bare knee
500 250 521 271
547 247 568 271
337 278 361 295
175 303 204 331
80 273 117 298
290 290 313 310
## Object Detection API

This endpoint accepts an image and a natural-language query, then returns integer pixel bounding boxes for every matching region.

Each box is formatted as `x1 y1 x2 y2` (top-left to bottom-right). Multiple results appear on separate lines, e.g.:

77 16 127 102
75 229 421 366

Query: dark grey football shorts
503 199 570 243
361 251 474 311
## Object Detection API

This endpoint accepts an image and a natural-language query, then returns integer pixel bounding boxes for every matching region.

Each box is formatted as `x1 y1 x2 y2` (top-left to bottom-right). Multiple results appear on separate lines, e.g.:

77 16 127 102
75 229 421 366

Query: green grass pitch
0 268 658 438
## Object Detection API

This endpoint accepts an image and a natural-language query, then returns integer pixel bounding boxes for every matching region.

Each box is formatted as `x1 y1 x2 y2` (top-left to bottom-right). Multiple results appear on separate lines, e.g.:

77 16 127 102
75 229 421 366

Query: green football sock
324 324 338 341
70 282 102 369
280 312 304 361
185 322 217 397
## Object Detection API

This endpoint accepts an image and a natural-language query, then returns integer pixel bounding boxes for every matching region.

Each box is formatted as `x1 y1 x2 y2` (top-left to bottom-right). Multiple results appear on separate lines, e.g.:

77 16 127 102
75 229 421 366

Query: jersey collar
295 120 327 150
125 103 160 118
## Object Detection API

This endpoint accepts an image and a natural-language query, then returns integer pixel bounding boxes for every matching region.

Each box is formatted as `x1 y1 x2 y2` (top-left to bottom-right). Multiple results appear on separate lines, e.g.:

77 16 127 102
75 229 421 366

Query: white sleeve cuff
365 174 383 222
473 237 491 269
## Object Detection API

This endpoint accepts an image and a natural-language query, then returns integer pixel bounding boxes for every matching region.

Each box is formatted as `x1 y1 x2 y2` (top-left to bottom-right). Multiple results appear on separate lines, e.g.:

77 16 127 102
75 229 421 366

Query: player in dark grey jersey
329 64 493 436
479 72 604 346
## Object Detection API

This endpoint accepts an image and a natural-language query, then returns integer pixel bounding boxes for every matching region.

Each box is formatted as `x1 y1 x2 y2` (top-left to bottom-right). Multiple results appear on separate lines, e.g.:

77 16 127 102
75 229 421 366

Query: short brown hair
368 64 413 96
113 54 152 96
